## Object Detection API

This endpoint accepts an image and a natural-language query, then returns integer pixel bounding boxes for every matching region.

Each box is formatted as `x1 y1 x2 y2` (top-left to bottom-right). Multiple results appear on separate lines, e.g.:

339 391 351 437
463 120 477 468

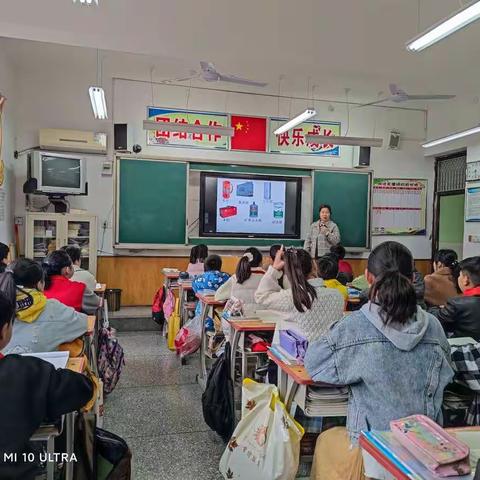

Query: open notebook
21 351 69 369
362 429 480 479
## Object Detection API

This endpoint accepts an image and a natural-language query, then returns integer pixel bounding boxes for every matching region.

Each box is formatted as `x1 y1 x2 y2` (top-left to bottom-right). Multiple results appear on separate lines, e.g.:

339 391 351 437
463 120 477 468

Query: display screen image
200 172 301 238
42 156 81 189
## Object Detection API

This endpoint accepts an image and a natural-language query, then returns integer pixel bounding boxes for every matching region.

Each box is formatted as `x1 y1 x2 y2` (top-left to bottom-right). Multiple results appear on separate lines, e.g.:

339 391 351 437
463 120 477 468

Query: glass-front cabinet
26 213 97 275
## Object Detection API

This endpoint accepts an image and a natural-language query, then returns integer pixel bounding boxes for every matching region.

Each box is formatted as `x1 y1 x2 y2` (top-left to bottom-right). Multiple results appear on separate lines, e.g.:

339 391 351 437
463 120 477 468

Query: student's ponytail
0 269 18 312
42 250 72 290
367 242 417 325
434 249 461 293
236 247 262 284
284 248 317 312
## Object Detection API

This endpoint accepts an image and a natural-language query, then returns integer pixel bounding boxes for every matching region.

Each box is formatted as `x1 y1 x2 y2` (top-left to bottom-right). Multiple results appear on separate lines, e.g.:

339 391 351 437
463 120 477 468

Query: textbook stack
304 386 349 417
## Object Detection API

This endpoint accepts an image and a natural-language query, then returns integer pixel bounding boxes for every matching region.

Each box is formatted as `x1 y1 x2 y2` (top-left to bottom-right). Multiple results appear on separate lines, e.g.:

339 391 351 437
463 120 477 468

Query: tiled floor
103 331 225 480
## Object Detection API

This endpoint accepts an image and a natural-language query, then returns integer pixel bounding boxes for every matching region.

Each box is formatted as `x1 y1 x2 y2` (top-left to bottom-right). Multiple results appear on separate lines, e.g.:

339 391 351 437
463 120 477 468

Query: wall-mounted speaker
388 131 401 150
114 123 128 151
353 146 371 168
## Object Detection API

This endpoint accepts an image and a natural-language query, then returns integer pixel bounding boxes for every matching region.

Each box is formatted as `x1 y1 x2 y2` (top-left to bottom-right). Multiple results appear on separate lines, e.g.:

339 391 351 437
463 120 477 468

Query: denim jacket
304 302 453 442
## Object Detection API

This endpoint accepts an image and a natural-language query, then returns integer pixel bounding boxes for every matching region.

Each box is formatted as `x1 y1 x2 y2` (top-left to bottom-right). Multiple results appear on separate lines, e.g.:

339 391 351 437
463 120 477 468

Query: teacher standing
304 204 341 258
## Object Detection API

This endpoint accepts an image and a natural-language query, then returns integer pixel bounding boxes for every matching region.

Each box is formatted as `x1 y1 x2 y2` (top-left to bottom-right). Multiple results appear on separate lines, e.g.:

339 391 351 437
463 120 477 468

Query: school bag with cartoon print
97 325 125 395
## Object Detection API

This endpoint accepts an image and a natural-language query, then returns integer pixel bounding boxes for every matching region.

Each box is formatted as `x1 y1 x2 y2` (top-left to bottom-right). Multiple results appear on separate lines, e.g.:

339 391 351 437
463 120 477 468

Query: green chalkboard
313 170 371 249
117 159 187 245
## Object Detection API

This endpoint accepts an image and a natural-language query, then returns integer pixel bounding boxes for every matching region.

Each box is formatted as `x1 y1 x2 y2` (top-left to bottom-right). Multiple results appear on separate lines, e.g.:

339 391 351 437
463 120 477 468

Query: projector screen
199 172 302 238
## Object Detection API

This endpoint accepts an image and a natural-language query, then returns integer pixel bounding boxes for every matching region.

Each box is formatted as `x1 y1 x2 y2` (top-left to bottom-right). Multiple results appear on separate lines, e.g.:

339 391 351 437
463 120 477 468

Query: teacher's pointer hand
319 224 329 235
273 245 285 271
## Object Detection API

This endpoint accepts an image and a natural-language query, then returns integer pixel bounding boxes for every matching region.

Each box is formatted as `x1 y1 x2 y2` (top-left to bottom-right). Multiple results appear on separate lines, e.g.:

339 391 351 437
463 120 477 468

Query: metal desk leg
285 381 300 413
46 435 55 480
198 302 210 385
230 329 241 383
277 364 288 400
65 411 76 480
179 287 185 328
241 334 248 384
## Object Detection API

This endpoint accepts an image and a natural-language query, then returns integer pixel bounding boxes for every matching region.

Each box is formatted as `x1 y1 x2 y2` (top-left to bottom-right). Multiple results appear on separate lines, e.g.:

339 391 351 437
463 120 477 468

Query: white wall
12 54 433 258
0 45 16 247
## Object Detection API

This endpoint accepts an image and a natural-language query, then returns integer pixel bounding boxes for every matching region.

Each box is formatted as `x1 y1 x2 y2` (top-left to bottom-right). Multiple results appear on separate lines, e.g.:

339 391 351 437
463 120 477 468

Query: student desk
94 283 107 297
84 315 98 376
163 271 180 290
267 350 348 418
195 293 226 389
229 318 275 385
178 280 193 327
359 427 480 480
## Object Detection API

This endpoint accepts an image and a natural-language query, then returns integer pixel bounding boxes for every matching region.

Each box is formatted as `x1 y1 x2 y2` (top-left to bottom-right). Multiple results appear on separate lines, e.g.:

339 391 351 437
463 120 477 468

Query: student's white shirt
71 265 97 292
254 266 345 342
215 268 265 316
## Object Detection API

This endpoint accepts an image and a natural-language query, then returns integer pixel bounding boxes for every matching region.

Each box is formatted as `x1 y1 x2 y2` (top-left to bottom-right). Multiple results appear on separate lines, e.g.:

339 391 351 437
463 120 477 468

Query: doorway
433 152 466 259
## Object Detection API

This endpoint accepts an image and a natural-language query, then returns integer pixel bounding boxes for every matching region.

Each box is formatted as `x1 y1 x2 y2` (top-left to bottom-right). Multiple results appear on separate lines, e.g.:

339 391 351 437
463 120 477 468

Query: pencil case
279 330 308 361
390 414 470 477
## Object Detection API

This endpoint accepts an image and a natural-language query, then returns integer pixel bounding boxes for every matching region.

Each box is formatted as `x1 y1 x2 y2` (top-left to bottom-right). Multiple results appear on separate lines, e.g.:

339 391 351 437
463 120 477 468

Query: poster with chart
466 182 480 221
372 179 427 235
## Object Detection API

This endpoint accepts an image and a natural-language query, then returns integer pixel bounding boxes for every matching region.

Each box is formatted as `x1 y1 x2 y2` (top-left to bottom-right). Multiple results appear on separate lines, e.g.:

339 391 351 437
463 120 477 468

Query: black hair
0 242 9 262
319 204 332 215
434 249 461 292
0 290 15 331
330 244 346 259
317 255 339 280
459 257 480 286
62 245 82 264
0 258 45 319
204 254 222 272
42 250 72 290
269 244 282 261
368 241 416 325
190 244 209 264
236 247 263 284
284 248 317 312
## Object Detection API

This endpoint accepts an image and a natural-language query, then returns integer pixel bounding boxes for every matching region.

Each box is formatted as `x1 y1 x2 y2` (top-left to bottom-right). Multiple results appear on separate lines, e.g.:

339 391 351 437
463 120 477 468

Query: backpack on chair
151 286 166 328
97 324 125 395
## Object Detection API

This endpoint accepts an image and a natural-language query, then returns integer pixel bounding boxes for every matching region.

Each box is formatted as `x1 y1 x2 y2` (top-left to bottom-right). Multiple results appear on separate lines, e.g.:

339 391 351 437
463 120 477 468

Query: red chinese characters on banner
275 125 335 149
154 116 223 143
305 125 334 149
292 128 304 147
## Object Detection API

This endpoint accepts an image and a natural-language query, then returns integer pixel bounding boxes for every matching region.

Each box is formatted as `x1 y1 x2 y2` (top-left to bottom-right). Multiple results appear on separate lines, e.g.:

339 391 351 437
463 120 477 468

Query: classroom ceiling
2 0 480 106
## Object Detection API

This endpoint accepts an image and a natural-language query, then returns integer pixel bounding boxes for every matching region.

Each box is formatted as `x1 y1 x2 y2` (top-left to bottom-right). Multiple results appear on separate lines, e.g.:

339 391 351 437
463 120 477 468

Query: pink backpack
163 289 175 319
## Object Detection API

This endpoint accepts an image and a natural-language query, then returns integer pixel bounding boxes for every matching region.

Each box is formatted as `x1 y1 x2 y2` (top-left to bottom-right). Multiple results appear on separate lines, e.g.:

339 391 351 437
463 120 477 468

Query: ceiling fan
165 61 268 88
358 84 455 107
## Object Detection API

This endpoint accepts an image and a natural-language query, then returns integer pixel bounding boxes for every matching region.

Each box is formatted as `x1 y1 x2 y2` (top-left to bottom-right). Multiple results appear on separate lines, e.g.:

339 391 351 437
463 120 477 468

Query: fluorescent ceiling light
305 134 383 148
406 1 480 52
89 86 108 120
422 125 480 148
273 108 316 135
73 0 98 4
143 120 234 137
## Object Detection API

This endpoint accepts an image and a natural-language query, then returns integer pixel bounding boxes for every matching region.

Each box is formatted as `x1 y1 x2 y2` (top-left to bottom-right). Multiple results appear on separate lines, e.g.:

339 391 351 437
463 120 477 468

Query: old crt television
28 151 87 195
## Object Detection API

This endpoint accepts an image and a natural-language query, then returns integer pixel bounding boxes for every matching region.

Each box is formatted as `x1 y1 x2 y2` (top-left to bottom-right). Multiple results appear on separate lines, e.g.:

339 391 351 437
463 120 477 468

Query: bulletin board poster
372 179 428 235
465 182 480 222
268 119 341 156
146 107 229 150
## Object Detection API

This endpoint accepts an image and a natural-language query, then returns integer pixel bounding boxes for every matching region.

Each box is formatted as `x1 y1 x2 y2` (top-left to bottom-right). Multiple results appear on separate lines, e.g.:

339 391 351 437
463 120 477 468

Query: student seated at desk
330 244 353 284
304 241 453 480
424 249 461 308
0 291 93 480
430 256 480 341
0 259 88 354
192 254 230 318
42 250 101 314
187 244 208 277
215 248 265 316
255 246 344 341
62 244 97 292
317 255 348 301
0 242 10 274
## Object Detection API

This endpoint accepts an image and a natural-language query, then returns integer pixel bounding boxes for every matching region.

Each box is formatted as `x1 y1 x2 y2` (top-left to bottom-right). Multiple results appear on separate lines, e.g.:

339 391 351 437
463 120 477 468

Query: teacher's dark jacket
304 220 340 258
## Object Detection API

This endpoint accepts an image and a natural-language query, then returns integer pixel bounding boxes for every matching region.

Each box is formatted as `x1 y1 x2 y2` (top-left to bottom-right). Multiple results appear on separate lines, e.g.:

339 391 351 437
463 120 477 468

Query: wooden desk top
195 293 226 306
67 357 85 373
164 272 180 279
86 315 96 336
94 283 107 294
179 281 193 290
229 320 276 332
267 350 313 385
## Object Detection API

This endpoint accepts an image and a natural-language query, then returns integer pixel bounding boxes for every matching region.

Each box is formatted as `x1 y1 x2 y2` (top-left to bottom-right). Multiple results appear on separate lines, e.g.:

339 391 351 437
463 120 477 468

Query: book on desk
21 351 69 369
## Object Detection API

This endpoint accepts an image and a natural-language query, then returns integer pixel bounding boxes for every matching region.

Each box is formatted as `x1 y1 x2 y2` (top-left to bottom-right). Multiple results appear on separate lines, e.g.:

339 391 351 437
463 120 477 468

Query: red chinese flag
230 115 267 152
